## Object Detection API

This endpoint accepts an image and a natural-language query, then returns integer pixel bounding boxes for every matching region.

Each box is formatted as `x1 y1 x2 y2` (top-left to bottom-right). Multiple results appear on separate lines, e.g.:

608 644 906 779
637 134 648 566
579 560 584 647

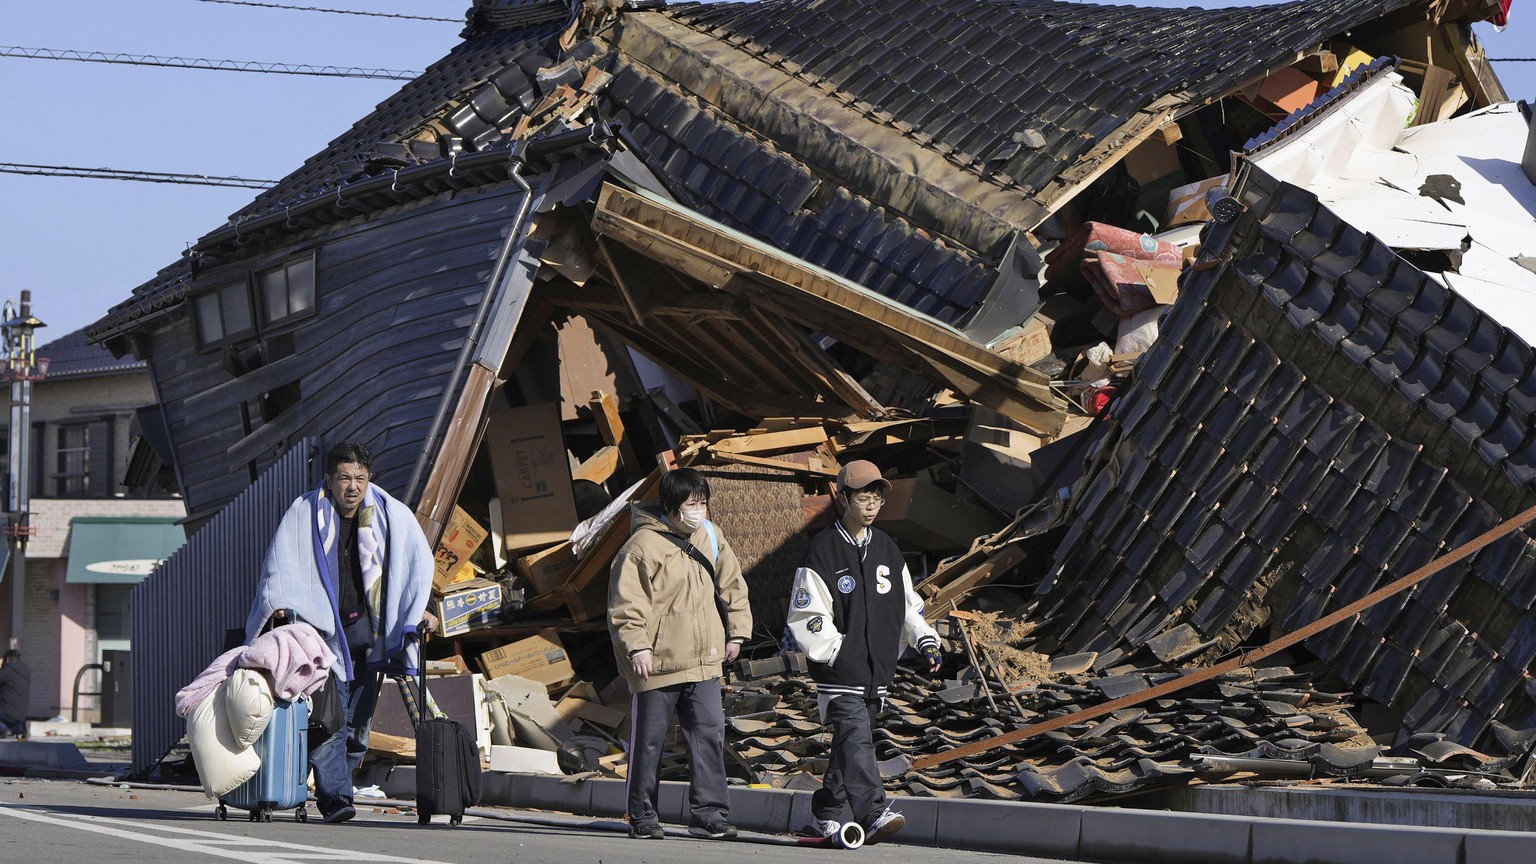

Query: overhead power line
195 0 459 23
1488 58 1536 62
0 46 420 80
0 163 277 189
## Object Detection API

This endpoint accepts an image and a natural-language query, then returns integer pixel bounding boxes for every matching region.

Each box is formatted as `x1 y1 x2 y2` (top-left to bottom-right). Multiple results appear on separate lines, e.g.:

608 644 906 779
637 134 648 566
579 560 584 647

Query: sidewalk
3 742 1531 862
353 763 1536 864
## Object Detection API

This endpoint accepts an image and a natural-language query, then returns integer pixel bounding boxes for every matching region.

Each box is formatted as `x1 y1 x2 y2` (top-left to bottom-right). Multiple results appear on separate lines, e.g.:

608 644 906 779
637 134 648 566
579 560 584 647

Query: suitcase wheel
450 815 462 827
296 807 308 823
214 805 227 821
418 814 431 825
261 807 274 823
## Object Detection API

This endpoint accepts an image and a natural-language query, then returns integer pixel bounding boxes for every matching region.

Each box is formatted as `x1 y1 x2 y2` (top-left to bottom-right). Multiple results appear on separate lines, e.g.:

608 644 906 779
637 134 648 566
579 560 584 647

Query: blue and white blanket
245 483 433 680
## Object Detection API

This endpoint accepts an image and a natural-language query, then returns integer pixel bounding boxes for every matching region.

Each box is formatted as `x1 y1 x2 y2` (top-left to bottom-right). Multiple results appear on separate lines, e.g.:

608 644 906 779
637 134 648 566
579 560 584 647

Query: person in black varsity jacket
785 459 942 845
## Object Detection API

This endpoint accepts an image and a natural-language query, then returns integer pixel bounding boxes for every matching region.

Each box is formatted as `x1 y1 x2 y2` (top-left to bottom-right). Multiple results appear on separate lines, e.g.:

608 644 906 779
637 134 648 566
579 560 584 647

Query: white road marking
0 804 457 864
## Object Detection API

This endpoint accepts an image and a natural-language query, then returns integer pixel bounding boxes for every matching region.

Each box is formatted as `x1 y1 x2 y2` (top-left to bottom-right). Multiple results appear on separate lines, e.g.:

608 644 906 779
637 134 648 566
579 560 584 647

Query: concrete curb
357 765 1536 863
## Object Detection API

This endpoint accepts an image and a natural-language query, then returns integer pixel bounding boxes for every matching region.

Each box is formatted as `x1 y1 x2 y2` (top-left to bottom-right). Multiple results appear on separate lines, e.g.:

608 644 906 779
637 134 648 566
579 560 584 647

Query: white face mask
677 505 707 531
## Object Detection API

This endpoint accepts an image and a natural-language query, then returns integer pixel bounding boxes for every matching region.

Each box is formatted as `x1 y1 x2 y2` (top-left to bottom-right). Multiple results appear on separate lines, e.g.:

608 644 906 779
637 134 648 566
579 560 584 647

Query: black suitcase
402 672 482 826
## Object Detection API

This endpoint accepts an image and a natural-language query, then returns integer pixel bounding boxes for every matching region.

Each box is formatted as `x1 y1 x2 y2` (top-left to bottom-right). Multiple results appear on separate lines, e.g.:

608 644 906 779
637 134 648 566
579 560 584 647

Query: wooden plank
646 387 702 435
588 312 831 417
710 427 830 455
725 274 1065 435
685 315 809 395
921 544 1027 623
1415 64 1454 127
594 235 649 324
1439 23 1494 108
573 444 620 484
414 363 499 543
590 389 639 481
708 450 840 477
182 349 305 417
746 309 886 418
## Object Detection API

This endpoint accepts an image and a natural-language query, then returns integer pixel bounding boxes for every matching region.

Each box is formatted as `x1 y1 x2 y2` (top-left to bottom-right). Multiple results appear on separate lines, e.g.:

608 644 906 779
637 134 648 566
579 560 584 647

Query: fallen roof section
587 181 1067 434
1037 146 1536 759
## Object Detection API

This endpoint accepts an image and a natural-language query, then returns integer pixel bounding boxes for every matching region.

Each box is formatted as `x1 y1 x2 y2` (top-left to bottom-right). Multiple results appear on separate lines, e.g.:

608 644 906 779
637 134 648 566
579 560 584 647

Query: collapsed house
83 0 1530 804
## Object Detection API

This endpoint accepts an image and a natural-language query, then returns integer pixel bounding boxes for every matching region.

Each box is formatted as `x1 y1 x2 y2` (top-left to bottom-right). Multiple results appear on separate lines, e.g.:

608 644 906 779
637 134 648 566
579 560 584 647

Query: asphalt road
0 778 1069 864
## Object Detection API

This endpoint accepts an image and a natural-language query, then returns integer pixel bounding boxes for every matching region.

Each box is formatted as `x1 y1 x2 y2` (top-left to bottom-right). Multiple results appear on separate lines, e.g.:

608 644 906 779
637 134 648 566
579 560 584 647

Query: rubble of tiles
1037 163 1536 759
714 663 1384 802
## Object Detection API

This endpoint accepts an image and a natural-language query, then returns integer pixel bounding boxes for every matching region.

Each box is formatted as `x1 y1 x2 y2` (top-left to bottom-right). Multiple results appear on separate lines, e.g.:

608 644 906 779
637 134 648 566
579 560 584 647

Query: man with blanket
246 440 434 824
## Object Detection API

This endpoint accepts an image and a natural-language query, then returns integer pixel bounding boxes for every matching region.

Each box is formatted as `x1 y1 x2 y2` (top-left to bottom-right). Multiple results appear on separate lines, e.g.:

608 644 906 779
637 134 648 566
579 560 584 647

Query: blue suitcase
217 697 311 823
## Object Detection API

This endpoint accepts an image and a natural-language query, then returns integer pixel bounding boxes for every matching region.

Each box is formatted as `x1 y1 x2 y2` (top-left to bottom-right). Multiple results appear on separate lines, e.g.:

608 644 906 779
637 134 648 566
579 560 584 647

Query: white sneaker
807 818 840 839
864 808 905 845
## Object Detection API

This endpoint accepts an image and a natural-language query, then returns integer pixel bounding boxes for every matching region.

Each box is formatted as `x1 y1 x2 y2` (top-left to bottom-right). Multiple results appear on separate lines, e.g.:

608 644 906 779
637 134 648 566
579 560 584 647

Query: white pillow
186 680 261 798
224 669 274 749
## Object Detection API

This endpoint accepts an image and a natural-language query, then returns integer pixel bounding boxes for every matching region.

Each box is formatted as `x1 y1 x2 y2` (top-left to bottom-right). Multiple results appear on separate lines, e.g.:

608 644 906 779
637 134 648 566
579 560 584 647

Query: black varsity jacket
785 521 939 701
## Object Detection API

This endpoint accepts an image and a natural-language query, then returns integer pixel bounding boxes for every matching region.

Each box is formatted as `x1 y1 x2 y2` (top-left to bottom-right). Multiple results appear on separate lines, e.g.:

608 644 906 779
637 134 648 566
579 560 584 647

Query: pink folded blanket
175 622 337 717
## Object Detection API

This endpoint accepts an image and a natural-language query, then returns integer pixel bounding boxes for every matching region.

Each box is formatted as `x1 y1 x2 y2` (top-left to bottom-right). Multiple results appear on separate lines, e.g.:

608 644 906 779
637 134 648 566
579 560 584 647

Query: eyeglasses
848 494 886 508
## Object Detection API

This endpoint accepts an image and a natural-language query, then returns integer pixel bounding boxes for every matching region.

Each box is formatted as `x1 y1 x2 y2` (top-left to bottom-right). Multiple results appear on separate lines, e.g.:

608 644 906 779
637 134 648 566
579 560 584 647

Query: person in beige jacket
609 467 752 840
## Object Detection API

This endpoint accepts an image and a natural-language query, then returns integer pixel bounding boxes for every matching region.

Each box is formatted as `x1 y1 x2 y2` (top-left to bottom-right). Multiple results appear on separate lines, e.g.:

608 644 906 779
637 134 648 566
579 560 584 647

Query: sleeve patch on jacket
808 616 824 633
793 587 812 609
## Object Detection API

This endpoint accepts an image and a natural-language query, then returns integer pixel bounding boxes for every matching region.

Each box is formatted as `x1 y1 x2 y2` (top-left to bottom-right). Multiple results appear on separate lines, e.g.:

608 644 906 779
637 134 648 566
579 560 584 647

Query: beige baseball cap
836 460 891 495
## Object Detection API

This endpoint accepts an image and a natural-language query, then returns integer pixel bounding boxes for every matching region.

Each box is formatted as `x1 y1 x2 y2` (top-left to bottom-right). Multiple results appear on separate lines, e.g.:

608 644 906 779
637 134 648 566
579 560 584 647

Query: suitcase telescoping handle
398 631 429 731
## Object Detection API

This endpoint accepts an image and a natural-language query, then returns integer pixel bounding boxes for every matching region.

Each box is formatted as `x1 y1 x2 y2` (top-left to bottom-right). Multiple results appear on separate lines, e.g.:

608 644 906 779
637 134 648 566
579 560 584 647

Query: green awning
66 517 186 584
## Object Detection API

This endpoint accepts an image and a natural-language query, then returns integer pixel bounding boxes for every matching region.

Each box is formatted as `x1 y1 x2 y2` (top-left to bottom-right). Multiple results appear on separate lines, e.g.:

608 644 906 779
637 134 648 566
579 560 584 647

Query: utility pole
3 291 46 649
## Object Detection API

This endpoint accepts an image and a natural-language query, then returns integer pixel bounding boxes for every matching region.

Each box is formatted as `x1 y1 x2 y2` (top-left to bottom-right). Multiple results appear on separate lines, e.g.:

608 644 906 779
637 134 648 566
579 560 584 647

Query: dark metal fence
130 439 319 776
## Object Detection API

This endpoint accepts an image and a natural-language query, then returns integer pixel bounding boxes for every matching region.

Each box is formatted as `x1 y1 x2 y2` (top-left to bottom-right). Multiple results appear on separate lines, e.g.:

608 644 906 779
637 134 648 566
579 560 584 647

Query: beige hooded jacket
608 501 752 693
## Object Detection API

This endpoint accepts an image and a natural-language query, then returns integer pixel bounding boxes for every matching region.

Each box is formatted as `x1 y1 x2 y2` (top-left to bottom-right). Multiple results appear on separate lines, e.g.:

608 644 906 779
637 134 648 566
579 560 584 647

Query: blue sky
4 0 1532 346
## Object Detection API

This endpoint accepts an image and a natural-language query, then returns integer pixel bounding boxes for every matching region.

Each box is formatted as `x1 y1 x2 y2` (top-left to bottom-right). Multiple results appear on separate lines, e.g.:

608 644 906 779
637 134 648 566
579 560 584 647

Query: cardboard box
478 630 575 688
1166 174 1230 227
432 578 502 636
372 673 494 759
876 469 1006 552
434 506 490 592
489 744 561 775
555 694 627 729
486 403 580 552
515 541 578 595
988 315 1053 367
1132 260 1181 306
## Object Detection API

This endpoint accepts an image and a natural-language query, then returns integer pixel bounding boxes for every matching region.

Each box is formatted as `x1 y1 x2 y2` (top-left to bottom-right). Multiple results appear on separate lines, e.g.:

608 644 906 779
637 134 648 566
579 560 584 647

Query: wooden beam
921 544 1027 623
414 363 499 543
707 450 840 477
589 312 832 417
590 389 639 482
710 427 831 455
742 308 886 419
646 387 702 436
573 444 620 484
1439 22 1494 109
594 235 649 325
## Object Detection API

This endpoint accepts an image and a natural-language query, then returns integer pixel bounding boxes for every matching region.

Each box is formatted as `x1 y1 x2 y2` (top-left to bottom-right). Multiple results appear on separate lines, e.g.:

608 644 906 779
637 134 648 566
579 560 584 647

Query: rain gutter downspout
403 144 534 508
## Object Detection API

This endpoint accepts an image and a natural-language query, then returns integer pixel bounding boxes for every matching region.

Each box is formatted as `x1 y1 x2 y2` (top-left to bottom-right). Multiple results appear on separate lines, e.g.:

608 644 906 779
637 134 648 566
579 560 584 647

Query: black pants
812 694 885 827
626 679 730 828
